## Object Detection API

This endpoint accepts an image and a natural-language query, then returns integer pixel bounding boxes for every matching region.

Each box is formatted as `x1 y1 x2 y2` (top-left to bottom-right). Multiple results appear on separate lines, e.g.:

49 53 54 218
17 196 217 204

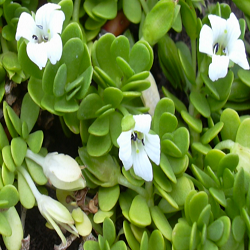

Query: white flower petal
35 3 61 31
117 131 133 170
228 39 249 70
226 13 241 46
26 42 48 69
208 15 227 44
15 12 37 41
199 24 213 56
209 54 229 81
144 133 160 165
45 34 63 65
44 153 82 182
131 143 153 181
133 114 151 134
48 8 65 36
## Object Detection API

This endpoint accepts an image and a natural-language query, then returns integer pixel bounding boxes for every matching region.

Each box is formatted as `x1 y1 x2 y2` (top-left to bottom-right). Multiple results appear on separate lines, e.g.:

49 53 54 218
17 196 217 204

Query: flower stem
17 166 41 200
191 39 197 76
140 0 149 14
118 174 147 197
145 181 154 207
117 105 130 116
26 149 45 167
72 0 81 22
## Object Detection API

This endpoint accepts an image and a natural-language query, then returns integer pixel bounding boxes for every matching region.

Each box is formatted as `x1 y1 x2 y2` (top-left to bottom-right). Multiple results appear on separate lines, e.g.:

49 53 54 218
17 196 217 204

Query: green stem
72 0 81 22
145 181 154 207
117 105 130 116
140 0 149 14
26 149 45 168
17 166 41 200
191 39 197 76
118 175 147 197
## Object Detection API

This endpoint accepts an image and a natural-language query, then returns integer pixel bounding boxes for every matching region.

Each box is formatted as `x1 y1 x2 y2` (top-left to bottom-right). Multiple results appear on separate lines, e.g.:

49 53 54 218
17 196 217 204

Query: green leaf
103 217 116 246
129 43 150 73
190 91 211 118
87 134 112 157
150 206 172 241
181 110 202 133
88 115 110 136
123 0 141 23
11 137 27 167
148 230 165 250
129 195 151 227
59 0 73 29
220 108 240 141
6 103 21 136
0 212 11 236
2 146 15 172
26 131 44 154
0 123 9 150
78 93 103 120
61 22 84 45
0 184 19 209
179 0 197 39
172 220 191 250
20 93 40 133
17 170 35 209
99 185 120 212
236 118 250 147
92 0 117 19
142 0 175 45
61 38 85 82
123 220 140 250
109 112 122 148
232 215 245 242
188 191 208 223
2 207 23 250
207 219 224 242
201 121 224 144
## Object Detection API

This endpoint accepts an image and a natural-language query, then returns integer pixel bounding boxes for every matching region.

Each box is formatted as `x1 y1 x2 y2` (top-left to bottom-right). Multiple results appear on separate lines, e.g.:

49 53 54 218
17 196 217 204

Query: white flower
199 13 249 81
38 195 78 245
17 166 78 246
26 149 86 191
117 114 160 181
15 3 65 69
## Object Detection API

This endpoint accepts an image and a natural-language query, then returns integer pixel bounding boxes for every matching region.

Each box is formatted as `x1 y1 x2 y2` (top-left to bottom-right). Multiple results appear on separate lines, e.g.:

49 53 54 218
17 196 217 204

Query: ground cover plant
1 0 250 249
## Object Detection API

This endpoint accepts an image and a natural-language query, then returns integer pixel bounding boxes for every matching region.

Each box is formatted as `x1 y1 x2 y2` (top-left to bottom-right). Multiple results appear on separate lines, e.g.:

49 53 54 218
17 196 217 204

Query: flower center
131 132 145 153
213 42 227 56
32 25 50 43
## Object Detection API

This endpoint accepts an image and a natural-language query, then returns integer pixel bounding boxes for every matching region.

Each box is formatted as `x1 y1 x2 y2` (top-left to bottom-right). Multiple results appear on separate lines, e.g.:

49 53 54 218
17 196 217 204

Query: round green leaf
201 121 224 144
11 137 27 167
190 91 211 118
87 133 112 157
2 207 23 250
99 185 120 212
123 0 141 23
150 206 172 241
129 195 151 227
142 0 175 45
17 171 35 209
0 184 19 209
0 212 11 236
